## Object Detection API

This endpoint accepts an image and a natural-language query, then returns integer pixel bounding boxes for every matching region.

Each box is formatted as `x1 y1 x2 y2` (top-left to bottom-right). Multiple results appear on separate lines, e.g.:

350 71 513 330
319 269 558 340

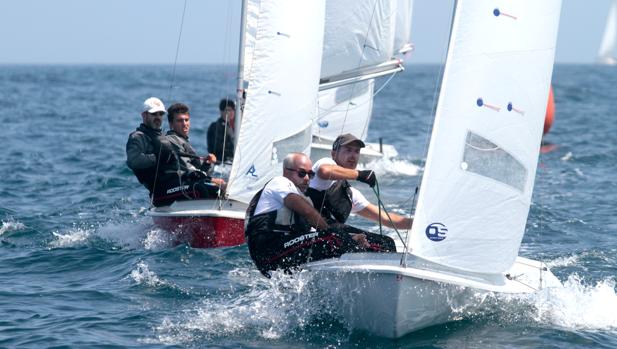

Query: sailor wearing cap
306 133 413 230
126 97 168 195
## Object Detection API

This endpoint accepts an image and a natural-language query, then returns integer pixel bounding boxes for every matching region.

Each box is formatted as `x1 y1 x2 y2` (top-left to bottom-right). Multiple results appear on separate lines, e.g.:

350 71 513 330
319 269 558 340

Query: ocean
1 64 616 348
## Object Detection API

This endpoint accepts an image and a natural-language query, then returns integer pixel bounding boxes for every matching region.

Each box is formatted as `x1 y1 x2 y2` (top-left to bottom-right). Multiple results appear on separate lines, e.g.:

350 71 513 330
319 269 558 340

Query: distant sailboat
148 0 326 247
598 0 617 65
307 0 564 338
310 0 413 163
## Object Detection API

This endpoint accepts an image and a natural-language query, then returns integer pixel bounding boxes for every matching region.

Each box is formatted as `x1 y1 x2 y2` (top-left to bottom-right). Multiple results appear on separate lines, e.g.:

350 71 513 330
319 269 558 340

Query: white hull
305 253 561 338
310 141 398 164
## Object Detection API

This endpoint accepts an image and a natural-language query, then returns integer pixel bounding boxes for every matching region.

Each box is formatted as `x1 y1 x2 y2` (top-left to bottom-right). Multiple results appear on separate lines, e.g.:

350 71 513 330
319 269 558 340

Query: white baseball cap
143 97 166 114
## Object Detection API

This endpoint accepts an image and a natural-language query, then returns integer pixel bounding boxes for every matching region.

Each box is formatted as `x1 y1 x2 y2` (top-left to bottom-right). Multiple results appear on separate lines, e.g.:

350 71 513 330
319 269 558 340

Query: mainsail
598 0 617 65
314 0 413 142
227 0 326 203
407 0 562 274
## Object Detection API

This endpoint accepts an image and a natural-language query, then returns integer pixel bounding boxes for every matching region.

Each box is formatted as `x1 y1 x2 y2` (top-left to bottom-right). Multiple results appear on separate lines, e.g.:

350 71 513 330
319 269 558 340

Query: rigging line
315 70 397 118
403 1 457 258
318 0 380 216
211 0 238 202
360 70 400 139
167 0 189 103
338 0 380 139
371 182 408 250
224 0 262 195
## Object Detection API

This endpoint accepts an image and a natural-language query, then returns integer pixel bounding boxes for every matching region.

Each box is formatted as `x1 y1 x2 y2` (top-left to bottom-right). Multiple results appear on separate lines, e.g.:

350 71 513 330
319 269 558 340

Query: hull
306 253 561 338
147 199 247 248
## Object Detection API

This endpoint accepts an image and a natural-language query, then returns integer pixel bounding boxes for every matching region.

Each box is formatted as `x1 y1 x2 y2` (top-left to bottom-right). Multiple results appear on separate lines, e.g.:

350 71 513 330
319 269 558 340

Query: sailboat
310 0 413 163
148 0 327 248
306 0 564 338
598 0 617 65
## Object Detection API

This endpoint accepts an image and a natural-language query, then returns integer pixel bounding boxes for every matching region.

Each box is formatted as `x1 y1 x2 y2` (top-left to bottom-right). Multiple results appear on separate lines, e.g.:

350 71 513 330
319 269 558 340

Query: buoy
543 86 555 135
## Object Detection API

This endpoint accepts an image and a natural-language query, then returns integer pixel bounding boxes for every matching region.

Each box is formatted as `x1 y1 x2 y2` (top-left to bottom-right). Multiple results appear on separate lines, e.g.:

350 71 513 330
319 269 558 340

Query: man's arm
356 203 413 230
317 164 359 181
283 193 328 230
126 134 156 169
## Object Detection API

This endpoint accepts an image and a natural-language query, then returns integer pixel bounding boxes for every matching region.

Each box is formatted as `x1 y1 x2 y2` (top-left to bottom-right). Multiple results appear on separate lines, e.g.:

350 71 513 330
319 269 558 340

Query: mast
234 0 248 144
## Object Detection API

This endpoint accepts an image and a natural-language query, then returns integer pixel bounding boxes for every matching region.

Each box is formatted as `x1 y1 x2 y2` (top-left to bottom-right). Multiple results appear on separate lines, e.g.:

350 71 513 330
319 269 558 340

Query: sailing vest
306 179 353 224
245 186 312 239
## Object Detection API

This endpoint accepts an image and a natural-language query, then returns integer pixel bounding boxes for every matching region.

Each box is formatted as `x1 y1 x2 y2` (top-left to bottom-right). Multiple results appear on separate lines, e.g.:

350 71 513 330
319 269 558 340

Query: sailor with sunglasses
245 152 395 277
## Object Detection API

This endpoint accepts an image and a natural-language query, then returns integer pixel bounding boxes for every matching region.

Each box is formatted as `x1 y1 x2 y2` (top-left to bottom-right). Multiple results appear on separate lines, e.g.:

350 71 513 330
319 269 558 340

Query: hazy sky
0 0 613 65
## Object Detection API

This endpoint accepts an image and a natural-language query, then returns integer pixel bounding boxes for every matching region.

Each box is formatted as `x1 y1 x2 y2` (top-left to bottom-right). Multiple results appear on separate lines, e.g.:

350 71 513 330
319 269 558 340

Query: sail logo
246 164 258 177
425 223 447 242
317 120 329 128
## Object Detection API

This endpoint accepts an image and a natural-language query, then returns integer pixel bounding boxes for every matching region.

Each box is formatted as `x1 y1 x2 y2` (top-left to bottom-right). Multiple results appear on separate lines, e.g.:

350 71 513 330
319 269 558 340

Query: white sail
314 80 374 141
227 0 326 203
407 0 561 274
313 0 413 142
598 0 617 64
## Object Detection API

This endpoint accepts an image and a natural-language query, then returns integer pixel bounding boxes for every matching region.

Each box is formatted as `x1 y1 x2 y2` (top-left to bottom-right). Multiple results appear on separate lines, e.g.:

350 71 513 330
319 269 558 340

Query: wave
149 268 331 345
0 219 26 236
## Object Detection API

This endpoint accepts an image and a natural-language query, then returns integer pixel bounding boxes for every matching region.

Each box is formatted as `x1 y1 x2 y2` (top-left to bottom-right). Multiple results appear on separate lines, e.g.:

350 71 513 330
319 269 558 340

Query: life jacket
306 179 353 224
245 185 312 239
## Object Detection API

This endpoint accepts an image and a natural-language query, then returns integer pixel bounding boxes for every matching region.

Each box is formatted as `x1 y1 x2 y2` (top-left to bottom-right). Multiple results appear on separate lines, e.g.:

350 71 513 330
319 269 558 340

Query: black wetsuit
207 118 235 163
149 130 220 207
306 179 396 249
126 123 164 194
245 180 395 277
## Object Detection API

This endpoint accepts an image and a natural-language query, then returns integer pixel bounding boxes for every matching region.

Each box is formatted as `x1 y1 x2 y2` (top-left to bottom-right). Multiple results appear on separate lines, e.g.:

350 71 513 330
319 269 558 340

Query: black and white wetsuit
245 176 394 277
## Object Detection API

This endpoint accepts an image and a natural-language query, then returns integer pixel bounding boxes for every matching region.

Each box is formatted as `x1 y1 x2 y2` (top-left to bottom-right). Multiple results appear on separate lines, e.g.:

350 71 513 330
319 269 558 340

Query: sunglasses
149 112 165 117
285 168 315 179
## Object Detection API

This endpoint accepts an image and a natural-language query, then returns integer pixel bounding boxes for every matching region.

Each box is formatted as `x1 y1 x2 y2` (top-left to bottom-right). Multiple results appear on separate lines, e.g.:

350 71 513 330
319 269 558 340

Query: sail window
272 126 312 163
461 132 527 192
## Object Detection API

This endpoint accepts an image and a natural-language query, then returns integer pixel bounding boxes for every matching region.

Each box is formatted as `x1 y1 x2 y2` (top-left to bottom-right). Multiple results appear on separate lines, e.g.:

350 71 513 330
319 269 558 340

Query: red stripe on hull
152 216 245 248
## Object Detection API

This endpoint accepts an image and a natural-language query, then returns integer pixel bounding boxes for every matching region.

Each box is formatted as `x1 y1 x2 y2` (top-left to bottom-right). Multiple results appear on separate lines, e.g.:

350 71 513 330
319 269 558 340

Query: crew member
245 153 395 277
307 133 413 229
207 98 236 163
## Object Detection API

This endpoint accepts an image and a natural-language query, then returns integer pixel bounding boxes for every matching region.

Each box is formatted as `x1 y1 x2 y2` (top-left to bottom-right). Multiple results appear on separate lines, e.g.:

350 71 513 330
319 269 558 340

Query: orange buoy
543 86 555 135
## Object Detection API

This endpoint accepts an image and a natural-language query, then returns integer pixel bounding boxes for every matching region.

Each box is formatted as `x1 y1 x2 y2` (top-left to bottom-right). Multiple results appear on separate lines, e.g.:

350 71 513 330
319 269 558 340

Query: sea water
1 64 616 348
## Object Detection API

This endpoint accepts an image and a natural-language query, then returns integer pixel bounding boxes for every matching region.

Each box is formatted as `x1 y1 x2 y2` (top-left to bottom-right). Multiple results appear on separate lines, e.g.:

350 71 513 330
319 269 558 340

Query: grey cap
332 133 365 150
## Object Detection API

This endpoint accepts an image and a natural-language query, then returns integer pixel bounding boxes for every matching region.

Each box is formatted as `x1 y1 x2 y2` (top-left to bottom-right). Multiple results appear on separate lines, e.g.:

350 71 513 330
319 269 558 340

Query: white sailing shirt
254 176 304 216
309 157 370 213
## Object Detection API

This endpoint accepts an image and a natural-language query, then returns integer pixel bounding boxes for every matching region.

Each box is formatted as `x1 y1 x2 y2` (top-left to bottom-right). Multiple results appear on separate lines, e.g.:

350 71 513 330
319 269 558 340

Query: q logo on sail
425 223 447 242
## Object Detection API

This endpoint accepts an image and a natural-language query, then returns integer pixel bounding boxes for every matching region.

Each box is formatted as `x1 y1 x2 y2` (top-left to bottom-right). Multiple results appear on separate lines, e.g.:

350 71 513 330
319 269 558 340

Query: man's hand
356 169 376 187
203 153 217 164
351 233 370 248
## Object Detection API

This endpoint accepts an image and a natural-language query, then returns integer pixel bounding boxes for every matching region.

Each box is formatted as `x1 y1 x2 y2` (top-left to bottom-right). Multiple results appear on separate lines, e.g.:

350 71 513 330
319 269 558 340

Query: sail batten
407 0 562 274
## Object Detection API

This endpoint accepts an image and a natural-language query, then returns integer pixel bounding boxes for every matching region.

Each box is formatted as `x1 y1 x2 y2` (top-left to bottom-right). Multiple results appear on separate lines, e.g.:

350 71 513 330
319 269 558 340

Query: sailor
245 153 395 277
306 133 413 229
126 97 169 197
207 98 236 163
151 102 226 207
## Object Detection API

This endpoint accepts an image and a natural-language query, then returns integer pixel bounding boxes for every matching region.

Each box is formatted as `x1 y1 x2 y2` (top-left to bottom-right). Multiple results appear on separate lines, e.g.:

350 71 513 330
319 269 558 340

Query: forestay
227 0 326 204
408 0 562 274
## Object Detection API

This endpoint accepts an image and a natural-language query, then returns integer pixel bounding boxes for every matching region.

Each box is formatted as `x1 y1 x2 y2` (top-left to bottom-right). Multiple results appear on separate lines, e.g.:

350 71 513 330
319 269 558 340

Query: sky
0 0 613 65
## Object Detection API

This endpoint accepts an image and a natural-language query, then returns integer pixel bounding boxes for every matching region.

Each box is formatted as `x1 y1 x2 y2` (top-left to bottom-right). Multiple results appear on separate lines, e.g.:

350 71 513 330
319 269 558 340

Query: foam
150 269 325 344
532 274 617 331
49 228 92 248
0 219 26 235
358 157 421 177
